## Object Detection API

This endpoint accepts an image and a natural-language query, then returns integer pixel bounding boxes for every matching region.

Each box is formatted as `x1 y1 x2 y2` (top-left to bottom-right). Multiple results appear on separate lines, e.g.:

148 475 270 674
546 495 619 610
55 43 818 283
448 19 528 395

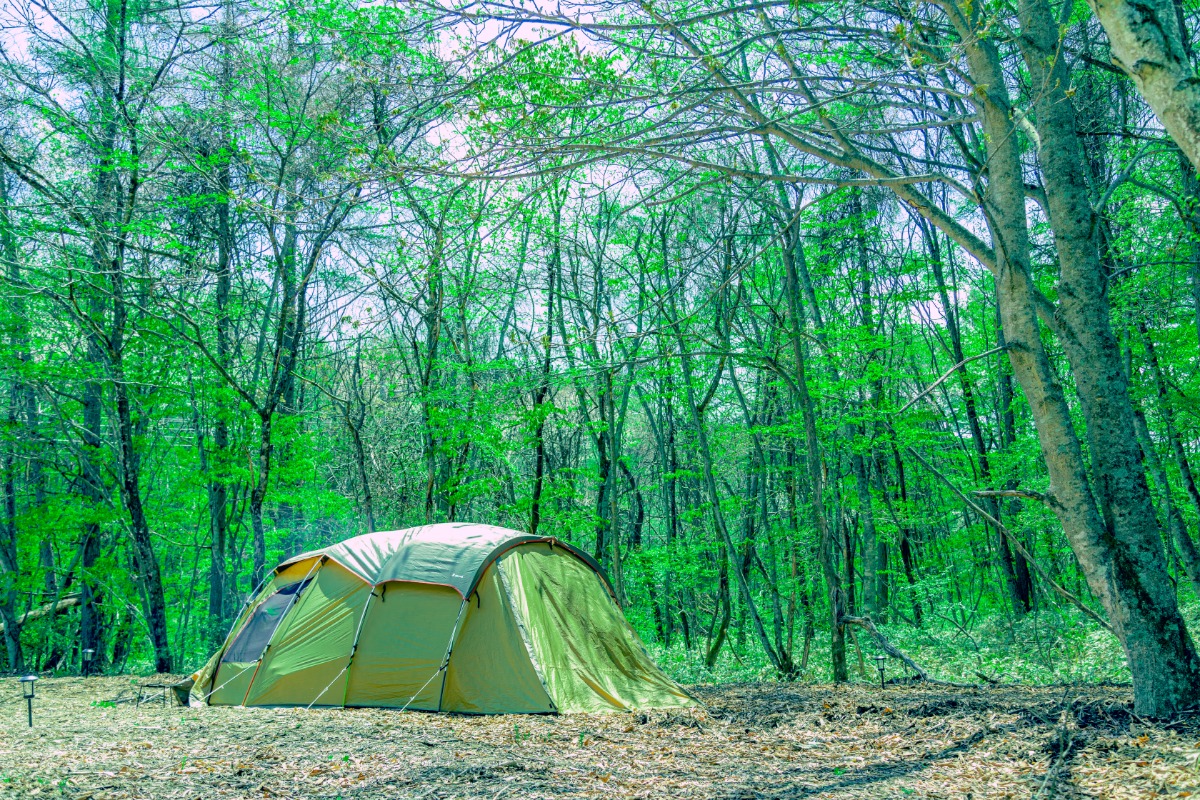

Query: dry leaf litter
0 676 1197 798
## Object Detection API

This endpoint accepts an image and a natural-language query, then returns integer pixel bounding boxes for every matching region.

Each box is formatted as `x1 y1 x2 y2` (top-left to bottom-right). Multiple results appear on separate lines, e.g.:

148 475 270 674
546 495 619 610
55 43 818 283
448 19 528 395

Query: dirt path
0 677 1196 798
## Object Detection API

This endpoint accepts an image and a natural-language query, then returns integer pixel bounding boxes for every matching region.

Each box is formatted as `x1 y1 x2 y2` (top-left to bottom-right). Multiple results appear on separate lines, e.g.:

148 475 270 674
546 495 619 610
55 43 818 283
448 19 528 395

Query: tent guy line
189 522 697 714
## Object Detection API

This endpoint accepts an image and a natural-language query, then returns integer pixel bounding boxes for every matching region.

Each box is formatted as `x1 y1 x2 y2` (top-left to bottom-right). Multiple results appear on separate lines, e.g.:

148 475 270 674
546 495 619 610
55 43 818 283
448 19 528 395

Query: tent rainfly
190 523 696 713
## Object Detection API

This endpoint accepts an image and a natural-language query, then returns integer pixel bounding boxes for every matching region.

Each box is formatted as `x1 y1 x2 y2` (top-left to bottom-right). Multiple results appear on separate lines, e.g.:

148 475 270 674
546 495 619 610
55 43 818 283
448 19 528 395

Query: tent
190 523 695 713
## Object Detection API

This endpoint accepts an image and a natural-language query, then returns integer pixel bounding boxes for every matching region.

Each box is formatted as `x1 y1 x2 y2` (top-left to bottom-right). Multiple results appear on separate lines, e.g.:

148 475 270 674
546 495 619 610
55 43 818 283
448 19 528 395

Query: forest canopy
1 0 1200 718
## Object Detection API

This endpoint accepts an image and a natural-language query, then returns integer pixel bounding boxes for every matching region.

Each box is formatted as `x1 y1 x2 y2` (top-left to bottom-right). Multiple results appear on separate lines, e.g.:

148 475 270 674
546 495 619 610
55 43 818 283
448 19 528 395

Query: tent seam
275 529 615 606
435 596 472 712
339 584 381 708
240 556 327 706
497 554 557 713
199 570 274 700
464 537 617 606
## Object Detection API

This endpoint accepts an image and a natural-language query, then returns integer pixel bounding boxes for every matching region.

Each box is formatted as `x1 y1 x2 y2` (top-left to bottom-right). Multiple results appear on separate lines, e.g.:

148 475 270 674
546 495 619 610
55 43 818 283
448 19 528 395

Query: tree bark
250 411 273 588
1015 0 1200 714
0 168 24 670
1086 0 1200 172
1137 324 1200 591
110 253 173 673
529 211 554 536
1132 404 1200 595
344 349 375 535
206 93 233 643
779 216 844 681
79 361 105 672
704 556 731 669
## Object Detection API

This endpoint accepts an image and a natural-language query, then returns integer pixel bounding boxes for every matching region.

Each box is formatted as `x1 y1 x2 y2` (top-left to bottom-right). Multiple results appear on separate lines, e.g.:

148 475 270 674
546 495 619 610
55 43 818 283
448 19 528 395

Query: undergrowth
648 598 1200 687
103 594 1197 691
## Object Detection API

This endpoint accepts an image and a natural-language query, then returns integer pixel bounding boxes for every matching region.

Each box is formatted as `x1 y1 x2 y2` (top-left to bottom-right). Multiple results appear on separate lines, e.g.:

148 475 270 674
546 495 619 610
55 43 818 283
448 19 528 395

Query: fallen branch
973 488 1057 509
907 448 1116 635
0 593 82 634
841 614 979 688
1034 720 1077 799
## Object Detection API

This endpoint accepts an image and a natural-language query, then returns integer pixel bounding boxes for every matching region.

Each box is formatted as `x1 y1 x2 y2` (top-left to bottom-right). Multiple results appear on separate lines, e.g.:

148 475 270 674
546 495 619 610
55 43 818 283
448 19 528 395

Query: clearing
1 677 1197 798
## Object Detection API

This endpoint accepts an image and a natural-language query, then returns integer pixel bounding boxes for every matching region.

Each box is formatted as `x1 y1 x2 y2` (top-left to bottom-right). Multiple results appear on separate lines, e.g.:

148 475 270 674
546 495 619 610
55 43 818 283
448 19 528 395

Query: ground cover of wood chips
0 676 1198 799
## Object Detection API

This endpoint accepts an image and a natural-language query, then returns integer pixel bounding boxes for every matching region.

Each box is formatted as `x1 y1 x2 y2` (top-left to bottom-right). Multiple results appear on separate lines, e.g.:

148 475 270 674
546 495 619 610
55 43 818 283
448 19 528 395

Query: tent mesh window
222 579 311 663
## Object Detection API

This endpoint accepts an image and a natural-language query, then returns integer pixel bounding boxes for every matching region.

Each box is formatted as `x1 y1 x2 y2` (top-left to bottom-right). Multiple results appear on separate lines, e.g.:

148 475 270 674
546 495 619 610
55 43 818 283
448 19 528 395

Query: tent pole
239 556 325 706
339 581 381 709
435 593 473 712
198 571 274 699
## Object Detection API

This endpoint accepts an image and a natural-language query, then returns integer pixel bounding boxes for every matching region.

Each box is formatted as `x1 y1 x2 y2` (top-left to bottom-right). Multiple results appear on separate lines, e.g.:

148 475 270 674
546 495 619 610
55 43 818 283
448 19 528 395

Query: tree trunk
345 352 375 535
704 557 731 669
250 411 272 587
670 278 789 675
850 243 883 619
1132 404 1200 595
925 222 1029 614
111 370 172 673
109 234 173 672
952 0 1200 714
663 379 681 645
206 0 235 648
79 77 121 674
593 406 610 566
729 362 794 668
606 369 626 605
530 208 555 535
191 373 227 650
779 220 844 681
1178 156 1200 357
1137 324 1200 591
784 441 816 668
1086 0 1200 172
1016 0 1200 714
206 207 231 643
272 200 304 555
0 435 21 669
764 148 851 674
420 228 444 524
994 301 1035 611
79 365 105 672
0 169 24 670
110 262 173 672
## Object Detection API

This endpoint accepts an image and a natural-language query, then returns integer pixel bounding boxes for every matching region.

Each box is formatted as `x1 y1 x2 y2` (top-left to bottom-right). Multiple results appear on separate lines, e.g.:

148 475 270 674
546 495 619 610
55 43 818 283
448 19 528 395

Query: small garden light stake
20 675 37 727
82 648 95 677
874 654 887 689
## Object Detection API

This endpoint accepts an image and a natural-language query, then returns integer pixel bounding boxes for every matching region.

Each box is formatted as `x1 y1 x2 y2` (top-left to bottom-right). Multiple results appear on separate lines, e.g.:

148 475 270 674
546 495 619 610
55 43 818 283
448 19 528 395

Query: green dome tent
190 523 695 714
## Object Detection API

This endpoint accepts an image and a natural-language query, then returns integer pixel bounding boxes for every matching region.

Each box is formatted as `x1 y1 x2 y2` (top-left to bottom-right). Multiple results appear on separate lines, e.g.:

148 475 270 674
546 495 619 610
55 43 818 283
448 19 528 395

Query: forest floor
0 676 1197 799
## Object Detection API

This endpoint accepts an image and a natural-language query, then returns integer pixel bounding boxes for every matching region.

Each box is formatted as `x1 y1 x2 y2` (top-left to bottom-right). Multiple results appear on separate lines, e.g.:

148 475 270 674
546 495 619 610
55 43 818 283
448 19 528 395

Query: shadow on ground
0 677 1195 799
